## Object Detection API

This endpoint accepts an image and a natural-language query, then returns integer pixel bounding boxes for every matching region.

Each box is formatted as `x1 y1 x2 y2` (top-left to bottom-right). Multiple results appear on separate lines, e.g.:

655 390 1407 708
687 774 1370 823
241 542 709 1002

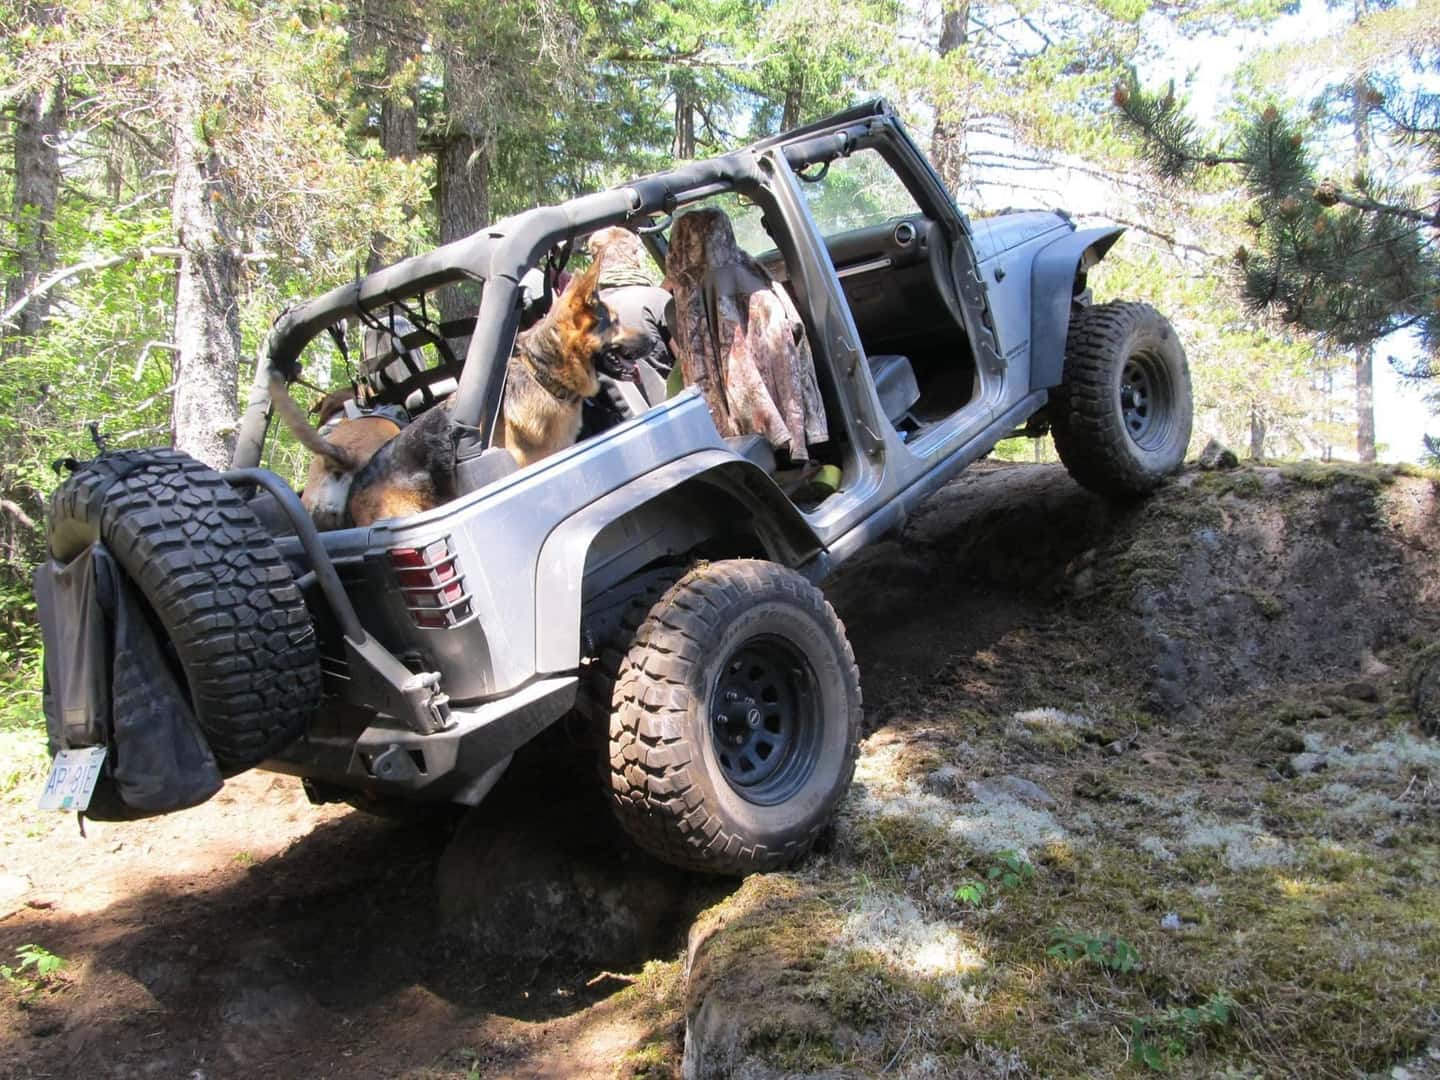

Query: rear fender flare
1029 226 1124 390
534 450 824 673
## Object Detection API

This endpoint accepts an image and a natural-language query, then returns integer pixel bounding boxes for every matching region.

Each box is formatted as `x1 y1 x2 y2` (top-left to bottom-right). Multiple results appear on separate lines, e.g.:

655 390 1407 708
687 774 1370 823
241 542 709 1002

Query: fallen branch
584 970 637 987
1 246 183 328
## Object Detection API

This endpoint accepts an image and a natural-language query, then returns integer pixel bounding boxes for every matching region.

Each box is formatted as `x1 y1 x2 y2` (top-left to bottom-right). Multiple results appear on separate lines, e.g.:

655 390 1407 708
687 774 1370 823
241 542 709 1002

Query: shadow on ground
1 745 734 1079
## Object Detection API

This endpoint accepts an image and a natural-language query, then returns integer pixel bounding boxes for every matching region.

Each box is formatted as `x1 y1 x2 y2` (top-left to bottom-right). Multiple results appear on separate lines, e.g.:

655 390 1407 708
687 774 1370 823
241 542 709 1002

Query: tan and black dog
270 256 645 528
267 385 402 530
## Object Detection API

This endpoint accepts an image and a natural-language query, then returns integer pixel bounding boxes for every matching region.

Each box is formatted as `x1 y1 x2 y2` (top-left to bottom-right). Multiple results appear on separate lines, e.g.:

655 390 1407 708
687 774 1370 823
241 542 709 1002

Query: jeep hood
969 210 1070 263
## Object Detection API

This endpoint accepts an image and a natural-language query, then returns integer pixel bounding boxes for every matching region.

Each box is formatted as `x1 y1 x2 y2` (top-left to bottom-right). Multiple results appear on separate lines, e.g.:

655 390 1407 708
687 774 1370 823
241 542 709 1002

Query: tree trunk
436 53 489 329
930 0 970 193
169 92 242 468
1355 345 1376 462
438 47 489 247
4 75 63 355
673 84 695 160
437 132 489 246
1349 1 1377 463
1249 403 1266 460
362 0 420 273
781 66 804 131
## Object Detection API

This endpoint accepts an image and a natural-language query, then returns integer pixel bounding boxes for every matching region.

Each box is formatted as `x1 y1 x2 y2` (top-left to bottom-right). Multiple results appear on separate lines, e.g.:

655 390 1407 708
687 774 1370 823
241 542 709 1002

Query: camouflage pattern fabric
664 208 828 461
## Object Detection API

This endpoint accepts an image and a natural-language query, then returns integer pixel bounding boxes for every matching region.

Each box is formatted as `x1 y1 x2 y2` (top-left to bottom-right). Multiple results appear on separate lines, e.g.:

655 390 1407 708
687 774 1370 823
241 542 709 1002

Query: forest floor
1 460 1438 1079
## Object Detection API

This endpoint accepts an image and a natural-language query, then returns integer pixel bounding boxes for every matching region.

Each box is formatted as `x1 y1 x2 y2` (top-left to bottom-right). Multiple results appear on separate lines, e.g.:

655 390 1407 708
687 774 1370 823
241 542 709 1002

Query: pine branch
1112 71 1245 181
1313 179 1440 225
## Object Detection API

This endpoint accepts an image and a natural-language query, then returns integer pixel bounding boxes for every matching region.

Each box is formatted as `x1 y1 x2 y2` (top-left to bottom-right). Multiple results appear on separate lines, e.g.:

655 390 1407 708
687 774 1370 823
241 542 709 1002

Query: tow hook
400 672 451 733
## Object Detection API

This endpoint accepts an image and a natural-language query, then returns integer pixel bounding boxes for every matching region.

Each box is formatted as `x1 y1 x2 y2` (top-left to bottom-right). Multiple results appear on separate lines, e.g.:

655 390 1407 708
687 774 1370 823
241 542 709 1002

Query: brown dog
493 256 644 468
267 384 402 531
270 256 645 528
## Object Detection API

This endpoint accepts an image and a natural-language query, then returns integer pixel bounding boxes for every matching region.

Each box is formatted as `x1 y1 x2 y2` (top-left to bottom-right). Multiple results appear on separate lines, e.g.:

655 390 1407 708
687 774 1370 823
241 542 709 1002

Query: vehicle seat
867 354 920 427
665 208 829 462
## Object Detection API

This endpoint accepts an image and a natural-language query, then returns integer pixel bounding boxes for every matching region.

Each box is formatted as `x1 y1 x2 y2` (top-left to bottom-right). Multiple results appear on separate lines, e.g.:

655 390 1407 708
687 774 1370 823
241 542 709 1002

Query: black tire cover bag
35 542 222 819
43 449 321 778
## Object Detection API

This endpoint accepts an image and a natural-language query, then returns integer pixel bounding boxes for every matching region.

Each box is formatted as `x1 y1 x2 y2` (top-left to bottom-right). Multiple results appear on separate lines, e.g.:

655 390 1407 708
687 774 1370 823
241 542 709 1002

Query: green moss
815 949 937 1028
1262 697 1328 726
846 813 968 883
1117 536 1182 576
1145 492 1225 529
745 1028 845 1071
1194 468 1266 499
1237 586 1284 620
617 1040 675 1078
1278 460 1406 489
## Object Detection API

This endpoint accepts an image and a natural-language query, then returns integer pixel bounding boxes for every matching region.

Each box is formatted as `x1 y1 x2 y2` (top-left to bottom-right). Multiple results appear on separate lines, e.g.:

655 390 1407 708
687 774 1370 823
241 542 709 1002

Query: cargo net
351 280 481 413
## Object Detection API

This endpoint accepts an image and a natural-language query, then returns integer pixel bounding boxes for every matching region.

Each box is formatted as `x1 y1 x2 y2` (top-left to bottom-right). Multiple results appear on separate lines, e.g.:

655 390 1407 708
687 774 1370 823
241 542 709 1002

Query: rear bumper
261 675 577 804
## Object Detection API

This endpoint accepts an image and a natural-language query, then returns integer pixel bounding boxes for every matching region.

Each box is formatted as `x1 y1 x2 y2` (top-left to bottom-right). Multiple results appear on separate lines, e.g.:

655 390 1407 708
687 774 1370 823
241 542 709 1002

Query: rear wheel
606 560 861 875
1052 301 1193 498
47 449 320 773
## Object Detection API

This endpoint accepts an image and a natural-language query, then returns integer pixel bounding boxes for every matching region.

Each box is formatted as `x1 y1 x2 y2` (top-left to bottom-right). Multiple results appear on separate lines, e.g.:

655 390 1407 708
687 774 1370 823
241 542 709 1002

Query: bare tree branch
0 500 37 531
3 246 276 329
1 247 182 329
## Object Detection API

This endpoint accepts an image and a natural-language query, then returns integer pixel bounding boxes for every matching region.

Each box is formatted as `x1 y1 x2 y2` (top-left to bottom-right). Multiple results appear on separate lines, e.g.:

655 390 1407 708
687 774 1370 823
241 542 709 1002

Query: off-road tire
607 559 861 875
1052 301 1193 498
47 449 320 773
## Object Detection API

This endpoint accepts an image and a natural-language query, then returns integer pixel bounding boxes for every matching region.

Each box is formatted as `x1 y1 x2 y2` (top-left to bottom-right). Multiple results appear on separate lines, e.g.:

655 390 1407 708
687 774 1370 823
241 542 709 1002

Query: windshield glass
797 147 921 237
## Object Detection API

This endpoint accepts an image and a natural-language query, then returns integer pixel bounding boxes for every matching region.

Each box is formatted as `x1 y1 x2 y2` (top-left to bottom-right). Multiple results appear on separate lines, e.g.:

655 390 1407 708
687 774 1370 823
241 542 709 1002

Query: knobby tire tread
1051 301 1190 499
48 449 320 773
606 559 860 876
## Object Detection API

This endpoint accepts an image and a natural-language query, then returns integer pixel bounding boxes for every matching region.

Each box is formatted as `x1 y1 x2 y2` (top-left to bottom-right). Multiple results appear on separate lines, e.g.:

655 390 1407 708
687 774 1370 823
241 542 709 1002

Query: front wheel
1051 301 1193 498
606 560 861 875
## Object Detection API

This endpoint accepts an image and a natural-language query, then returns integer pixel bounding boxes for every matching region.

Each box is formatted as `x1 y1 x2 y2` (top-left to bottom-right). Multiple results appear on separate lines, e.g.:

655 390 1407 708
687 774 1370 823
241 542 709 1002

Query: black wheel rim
708 636 819 806
1119 347 1176 452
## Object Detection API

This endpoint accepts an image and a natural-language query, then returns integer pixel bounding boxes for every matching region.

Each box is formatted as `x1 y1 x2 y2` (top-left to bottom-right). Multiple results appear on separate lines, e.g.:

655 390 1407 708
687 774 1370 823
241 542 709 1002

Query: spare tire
47 449 320 773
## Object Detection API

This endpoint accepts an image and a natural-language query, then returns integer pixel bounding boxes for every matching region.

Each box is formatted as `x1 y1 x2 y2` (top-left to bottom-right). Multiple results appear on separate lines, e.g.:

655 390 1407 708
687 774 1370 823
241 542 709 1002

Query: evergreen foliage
1114 59 1440 362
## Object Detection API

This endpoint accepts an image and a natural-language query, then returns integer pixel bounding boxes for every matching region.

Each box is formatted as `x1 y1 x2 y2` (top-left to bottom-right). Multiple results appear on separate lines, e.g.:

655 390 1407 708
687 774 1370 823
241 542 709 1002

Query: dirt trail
1 764 695 1077
2 461 1437 1079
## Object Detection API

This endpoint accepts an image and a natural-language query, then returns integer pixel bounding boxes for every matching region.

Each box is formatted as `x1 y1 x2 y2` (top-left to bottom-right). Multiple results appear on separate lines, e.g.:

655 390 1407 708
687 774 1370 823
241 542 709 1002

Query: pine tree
1113 34 1440 460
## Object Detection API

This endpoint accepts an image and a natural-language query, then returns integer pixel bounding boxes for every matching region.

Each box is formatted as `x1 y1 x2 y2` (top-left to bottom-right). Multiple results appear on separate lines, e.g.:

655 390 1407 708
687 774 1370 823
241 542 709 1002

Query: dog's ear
561 256 606 316
313 388 354 426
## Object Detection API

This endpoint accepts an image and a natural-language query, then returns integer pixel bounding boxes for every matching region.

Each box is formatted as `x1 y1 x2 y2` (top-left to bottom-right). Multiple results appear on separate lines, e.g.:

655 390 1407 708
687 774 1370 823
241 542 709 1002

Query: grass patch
0 581 47 803
0 725 47 801
703 791 1440 1077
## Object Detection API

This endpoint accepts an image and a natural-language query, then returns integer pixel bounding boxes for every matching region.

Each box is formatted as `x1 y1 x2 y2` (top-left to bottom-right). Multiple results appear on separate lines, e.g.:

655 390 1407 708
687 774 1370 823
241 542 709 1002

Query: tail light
388 539 474 629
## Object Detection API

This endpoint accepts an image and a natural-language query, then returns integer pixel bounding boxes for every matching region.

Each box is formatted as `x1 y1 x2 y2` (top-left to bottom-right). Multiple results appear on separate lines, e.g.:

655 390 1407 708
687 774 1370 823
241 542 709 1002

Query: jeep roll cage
233 99 965 486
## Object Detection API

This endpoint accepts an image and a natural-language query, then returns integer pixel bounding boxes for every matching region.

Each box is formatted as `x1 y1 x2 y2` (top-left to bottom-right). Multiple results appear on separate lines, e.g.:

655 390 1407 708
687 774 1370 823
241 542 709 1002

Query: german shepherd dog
270 257 645 528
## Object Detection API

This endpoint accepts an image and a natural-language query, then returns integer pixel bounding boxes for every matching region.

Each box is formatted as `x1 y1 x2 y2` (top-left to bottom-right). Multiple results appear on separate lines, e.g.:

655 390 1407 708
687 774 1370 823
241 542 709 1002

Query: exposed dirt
2 461 1438 1079
0 748 710 1079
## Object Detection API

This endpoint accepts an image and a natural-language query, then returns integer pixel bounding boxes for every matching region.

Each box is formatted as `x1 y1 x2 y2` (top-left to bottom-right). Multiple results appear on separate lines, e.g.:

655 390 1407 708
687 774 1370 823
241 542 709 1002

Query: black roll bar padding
220 468 368 644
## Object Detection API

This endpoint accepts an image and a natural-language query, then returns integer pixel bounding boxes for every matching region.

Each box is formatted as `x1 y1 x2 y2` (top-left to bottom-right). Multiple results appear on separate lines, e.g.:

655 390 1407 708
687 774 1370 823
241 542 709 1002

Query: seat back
867 354 920 426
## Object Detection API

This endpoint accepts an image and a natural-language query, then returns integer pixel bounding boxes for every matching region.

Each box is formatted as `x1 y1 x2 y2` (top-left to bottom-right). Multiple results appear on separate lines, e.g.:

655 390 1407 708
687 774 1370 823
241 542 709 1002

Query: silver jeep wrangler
40 100 1191 874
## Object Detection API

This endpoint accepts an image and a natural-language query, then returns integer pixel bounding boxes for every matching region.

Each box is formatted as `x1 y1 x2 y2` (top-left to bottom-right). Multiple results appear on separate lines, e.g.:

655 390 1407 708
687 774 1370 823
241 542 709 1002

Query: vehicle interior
755 146 981 433
264 145 980 516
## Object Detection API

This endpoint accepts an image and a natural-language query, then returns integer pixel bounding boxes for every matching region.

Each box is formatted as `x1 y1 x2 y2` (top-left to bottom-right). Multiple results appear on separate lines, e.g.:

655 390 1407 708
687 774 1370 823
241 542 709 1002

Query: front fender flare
533 450 825 673
1029 226 1124 390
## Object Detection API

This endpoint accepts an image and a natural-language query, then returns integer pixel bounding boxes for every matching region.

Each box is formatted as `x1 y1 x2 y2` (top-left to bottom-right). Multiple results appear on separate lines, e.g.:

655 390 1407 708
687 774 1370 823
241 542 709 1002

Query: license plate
37 746 108 812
